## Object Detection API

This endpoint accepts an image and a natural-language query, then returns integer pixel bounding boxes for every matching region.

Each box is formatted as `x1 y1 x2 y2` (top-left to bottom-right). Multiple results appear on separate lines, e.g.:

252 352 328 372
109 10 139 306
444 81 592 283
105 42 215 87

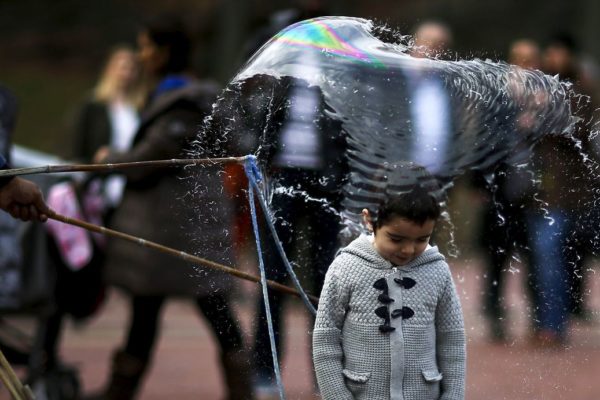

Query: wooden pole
0 156 249 178
47 211 319 305
0 347 33 400
0 155 320 303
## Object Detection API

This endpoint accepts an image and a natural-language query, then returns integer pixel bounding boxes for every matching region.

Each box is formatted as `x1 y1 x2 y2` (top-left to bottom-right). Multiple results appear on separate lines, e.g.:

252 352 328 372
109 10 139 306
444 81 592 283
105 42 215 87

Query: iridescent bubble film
200 16 577 234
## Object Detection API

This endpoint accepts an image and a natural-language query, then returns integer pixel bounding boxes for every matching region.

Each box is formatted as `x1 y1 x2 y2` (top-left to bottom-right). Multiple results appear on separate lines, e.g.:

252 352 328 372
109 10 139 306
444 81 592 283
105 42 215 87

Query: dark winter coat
529 76 596 213
103 79 235 297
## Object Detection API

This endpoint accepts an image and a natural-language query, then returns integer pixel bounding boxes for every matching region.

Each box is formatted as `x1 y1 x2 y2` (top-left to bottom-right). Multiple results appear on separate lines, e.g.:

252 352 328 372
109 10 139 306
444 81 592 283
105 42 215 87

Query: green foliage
4 65 92 159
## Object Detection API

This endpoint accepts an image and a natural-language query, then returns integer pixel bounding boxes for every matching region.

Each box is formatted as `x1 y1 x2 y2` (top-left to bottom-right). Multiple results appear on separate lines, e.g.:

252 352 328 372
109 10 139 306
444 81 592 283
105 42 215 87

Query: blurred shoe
82 349 147 400
571 307 599 324
488 318 508 343
221 350 255 400
254 383 279 400
253 373 279 400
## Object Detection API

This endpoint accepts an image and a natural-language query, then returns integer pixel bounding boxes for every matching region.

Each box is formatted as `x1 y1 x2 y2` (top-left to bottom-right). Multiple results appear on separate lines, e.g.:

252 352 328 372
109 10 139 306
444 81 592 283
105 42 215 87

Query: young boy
313 184 466 400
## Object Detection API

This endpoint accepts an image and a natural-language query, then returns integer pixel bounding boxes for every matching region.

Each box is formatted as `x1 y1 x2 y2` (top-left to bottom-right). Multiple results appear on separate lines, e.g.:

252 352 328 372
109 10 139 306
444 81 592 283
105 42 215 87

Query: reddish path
2 257 599 399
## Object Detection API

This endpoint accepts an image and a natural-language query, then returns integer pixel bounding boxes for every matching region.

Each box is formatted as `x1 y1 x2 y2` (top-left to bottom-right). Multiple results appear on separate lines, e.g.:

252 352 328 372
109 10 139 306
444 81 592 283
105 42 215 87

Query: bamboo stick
0 347 31 400
0 156 249 178
47 211 319 305
0 155 319 303
0 369 22 400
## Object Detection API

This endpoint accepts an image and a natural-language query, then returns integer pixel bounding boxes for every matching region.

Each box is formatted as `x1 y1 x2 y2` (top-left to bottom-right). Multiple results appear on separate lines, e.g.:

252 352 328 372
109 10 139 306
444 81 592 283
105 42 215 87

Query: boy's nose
400 243 415 256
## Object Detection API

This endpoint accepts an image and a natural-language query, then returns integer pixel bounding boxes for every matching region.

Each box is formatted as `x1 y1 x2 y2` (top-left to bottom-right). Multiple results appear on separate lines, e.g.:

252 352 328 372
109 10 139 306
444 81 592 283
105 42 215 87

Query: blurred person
542 33 598 324
72 45 144 212
225 2 332 286
250 76 345 399
204 71 345 399
402 20 463 257
477 38 541 341
524 32 597 346
0 87 59 396
41 47 145 350
405 20 456 180
0 85 50 222
411 20 454 60
0 80 107 397
87 15 252 400
236 4 348 399
509 39 542 70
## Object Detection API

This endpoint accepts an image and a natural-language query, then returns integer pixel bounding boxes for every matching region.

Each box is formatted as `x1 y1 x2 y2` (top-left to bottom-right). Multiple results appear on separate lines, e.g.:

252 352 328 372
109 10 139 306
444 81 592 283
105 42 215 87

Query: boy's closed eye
389 237 406 243
387 234 430 243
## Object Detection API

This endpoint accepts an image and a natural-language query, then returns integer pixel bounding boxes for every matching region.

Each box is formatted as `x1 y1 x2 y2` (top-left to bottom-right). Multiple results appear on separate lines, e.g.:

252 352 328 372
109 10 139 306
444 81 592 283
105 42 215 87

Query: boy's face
364 210 435 266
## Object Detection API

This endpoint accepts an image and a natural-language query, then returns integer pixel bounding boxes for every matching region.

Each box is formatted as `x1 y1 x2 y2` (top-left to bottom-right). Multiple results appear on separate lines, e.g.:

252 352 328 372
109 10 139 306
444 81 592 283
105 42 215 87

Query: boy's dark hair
142 14 192 74
374 185 441 231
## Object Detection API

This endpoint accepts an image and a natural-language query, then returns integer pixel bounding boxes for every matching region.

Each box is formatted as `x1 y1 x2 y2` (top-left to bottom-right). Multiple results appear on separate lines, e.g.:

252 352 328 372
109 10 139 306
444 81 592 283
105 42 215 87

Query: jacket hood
340 234 445 271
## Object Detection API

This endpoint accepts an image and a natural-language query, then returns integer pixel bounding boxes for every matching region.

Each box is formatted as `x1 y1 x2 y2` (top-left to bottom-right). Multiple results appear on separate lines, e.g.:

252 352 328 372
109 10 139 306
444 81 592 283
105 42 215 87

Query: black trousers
124 293 243 362
480 200 533 319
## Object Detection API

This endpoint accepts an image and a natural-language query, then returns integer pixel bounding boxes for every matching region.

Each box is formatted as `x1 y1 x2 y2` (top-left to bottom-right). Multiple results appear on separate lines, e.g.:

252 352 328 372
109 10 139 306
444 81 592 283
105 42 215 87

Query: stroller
0 173 107 400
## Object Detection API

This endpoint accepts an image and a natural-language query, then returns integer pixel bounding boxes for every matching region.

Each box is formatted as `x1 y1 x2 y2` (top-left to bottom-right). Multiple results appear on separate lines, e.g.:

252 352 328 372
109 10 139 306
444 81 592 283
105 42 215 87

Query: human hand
93 146 111 164
0 177 52 222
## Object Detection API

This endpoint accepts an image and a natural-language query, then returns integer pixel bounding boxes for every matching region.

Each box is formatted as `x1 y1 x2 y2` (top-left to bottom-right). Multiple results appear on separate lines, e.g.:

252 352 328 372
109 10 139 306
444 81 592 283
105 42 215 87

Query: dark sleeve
0 84 18 161
0 154 13 188
72 100 110 162
0 85 17 187
72 101 94 161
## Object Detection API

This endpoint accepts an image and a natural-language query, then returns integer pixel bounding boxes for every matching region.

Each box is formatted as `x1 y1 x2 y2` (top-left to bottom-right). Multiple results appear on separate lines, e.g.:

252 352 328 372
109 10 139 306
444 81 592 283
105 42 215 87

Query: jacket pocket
422 368 443 382
342 369 371 383
343 369 371 397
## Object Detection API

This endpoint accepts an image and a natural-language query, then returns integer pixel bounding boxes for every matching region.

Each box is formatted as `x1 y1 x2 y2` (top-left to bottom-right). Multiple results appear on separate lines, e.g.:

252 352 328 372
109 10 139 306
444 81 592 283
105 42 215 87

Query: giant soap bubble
198 16 577 234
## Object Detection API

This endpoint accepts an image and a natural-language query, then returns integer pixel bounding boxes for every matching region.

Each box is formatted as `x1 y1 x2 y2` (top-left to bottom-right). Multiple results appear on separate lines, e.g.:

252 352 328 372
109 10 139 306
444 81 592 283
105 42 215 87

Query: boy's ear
362 209 374 232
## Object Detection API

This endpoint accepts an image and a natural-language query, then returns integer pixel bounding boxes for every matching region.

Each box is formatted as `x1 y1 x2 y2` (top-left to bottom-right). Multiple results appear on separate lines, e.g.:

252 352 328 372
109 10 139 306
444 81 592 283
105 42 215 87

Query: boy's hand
0 177 51 222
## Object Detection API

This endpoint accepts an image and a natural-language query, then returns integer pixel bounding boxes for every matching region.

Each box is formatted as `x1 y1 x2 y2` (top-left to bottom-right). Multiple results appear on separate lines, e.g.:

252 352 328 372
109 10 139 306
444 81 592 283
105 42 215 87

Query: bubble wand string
247 171 287 400
243 156 317 316
46 210 319 305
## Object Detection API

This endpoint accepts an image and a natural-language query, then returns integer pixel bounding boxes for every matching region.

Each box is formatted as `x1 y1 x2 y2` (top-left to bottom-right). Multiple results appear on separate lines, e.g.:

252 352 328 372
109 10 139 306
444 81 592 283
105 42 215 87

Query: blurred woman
87 16 252 400
73 45 144 209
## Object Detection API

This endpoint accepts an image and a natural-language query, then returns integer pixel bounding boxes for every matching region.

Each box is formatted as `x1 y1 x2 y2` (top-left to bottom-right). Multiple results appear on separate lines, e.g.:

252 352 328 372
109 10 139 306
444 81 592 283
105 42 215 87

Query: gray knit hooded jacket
313 234 465 400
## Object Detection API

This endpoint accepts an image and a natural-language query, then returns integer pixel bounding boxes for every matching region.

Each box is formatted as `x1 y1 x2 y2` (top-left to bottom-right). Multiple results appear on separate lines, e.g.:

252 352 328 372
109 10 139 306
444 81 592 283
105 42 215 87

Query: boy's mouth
394 255 412 264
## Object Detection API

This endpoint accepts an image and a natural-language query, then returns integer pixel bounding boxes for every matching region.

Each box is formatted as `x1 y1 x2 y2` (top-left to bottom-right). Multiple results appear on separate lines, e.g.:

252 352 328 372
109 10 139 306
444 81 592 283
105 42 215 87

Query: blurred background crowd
1 0 600 399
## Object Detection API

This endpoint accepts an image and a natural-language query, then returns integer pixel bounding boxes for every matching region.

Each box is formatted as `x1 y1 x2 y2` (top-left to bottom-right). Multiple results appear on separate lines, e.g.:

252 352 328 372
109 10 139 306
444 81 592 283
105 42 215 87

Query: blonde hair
93 45 146 109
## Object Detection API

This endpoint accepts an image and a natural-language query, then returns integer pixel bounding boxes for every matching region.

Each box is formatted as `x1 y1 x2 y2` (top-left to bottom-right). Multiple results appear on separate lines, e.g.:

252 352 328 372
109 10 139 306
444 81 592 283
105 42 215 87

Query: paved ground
2 256 600 400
